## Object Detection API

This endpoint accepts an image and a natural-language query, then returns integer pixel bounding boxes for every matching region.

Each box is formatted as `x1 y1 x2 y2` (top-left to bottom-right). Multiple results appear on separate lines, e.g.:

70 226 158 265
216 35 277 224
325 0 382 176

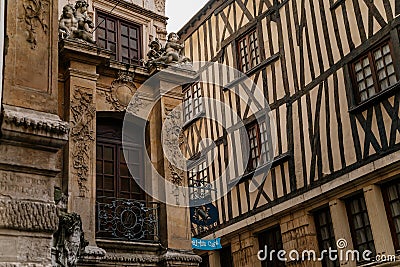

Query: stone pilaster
208 251 221 267
329 199 356 267
231 232 259 267
281 211 321 267
59 39 111 261
363 185 395 256
149 67 201 267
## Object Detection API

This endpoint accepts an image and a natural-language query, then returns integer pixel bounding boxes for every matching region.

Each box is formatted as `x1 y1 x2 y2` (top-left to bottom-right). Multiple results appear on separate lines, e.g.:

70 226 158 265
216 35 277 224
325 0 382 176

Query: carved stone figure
145 33 191 67
22 0 48 49
59 1 95 44
53 212 89 267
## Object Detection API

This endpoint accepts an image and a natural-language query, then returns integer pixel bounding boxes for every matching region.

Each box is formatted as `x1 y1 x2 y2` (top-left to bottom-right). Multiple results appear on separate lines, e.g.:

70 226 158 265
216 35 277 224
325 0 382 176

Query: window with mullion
97 15 117 60
96 12 141 65
382 180 400 250
314 207 339 267
351 41 398 103
345 194 376 260
237 29 260 72
246 120 271 172
188 161 209 200
183 82 203 122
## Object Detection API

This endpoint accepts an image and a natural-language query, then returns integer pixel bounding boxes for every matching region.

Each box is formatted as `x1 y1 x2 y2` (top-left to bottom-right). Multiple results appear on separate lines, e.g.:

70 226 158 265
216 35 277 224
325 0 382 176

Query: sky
166 0 209 33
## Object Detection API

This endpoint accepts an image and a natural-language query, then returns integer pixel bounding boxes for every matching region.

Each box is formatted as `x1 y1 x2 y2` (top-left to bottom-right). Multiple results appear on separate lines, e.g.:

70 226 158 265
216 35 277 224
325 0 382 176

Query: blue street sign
192 238 222 250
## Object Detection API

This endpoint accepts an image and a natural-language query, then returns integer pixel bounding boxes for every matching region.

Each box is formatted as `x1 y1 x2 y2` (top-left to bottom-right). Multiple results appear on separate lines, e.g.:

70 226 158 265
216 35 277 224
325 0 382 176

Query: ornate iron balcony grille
96 197 160 242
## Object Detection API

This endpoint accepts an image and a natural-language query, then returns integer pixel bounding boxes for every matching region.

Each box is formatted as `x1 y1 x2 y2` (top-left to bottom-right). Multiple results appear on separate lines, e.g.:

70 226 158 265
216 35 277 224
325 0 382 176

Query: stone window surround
93 0 161 62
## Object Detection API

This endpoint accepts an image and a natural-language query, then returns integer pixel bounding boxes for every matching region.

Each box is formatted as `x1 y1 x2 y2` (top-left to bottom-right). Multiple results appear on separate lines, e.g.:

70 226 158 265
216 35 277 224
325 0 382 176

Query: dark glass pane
104 177 114 190
96 160 103 173
121 25 128 35
130 28 137 38
104 147 114 161
120 164 129 177
107 20 115 30
104 162 114 175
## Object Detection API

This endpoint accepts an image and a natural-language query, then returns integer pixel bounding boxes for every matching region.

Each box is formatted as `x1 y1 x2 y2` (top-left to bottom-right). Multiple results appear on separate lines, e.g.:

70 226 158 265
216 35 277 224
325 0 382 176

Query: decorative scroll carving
97 199 159 242
106 70 137 111
59 0 95 43
52 212 88 267
169 163 183 186
70 89 95 197
21 0 48 49
144 33 191 67
126 92 147 115
155 0 165 12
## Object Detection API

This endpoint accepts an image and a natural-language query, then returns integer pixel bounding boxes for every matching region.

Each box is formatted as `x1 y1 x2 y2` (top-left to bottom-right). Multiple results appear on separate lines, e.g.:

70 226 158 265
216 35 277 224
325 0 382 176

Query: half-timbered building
178 0 400 266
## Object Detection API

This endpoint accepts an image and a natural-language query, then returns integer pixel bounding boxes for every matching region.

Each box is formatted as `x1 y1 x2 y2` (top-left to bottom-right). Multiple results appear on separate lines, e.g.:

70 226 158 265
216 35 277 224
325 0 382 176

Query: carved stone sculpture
59 0 95 44
52 212 89 267
144 33 191 67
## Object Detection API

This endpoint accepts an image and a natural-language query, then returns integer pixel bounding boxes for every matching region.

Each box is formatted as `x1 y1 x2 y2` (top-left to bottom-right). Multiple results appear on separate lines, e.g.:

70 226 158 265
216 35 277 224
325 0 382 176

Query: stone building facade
178 0 400 267
0 0 200 266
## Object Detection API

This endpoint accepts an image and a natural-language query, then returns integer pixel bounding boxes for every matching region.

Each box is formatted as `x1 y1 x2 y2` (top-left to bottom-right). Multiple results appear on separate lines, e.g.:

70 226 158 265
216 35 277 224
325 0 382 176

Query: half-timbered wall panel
180 0 400 236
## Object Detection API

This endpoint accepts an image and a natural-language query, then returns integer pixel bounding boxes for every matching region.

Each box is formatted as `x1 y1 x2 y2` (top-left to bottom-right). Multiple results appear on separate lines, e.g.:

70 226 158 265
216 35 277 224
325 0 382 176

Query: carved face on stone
63 5 74 18
168 33 179 42
75 0 89 12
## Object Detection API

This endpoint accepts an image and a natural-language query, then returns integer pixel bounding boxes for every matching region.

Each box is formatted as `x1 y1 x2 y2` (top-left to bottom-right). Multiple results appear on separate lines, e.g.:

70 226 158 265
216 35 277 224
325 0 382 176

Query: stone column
363 185 395 256
329 199 356 267
149 67 201 267
59 39 111 262
0 0 66 265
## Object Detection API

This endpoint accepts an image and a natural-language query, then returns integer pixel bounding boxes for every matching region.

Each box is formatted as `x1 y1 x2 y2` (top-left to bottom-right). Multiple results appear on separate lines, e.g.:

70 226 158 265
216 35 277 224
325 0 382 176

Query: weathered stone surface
0 171 54 202
0 199 58 232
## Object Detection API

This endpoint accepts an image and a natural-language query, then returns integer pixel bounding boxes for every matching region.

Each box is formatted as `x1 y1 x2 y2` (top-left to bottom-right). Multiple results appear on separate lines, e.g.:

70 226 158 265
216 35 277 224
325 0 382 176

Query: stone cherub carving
59 0 95 44
145 33 191 67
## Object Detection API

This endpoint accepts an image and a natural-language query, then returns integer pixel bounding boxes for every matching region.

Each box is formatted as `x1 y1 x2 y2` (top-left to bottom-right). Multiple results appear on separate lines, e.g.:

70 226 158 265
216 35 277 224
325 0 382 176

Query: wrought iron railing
96 197 159 242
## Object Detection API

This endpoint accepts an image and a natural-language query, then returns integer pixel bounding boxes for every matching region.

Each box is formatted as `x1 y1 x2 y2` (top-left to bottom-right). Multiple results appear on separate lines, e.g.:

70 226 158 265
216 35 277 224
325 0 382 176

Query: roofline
177 0 218 40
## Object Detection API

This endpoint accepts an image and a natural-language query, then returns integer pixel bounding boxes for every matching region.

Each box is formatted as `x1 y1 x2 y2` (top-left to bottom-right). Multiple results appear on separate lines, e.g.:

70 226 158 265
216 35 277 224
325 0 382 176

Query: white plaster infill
203 149 400 239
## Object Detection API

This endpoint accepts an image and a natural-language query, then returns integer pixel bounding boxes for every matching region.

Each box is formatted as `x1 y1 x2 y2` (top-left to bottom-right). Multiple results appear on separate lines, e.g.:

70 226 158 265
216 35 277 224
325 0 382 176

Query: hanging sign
192 237 222 250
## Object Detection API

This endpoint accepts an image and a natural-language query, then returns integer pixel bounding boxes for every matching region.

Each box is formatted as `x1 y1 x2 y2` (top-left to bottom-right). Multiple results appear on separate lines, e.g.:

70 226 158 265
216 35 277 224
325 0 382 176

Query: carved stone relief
52 212 88 267
144 33 191 67
70 88 95 197
154 0 165 12
21 0 48 49
106 70 137 111
59 0 95 43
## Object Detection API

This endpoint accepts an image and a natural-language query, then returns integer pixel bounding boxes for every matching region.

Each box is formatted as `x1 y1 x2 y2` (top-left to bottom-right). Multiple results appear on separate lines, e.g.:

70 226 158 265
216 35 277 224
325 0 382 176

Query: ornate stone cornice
0 199 58 232
103 253 159 263
1 105 69 148
159 250 202 263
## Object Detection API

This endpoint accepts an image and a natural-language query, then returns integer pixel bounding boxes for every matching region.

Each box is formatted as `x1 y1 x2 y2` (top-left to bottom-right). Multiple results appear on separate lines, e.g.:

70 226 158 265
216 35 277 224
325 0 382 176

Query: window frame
96 11 142 66
257 225 285 267
350 39 398 104
382 179 400 251
183 82 204 122
236 28 261 73
314 206 340 267
245 120 271 173
345 193 376 260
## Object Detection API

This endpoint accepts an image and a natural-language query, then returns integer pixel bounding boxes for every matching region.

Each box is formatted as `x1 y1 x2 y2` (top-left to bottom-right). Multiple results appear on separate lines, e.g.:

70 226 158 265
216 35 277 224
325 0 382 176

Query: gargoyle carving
144 33 191 67
59 0 95 44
